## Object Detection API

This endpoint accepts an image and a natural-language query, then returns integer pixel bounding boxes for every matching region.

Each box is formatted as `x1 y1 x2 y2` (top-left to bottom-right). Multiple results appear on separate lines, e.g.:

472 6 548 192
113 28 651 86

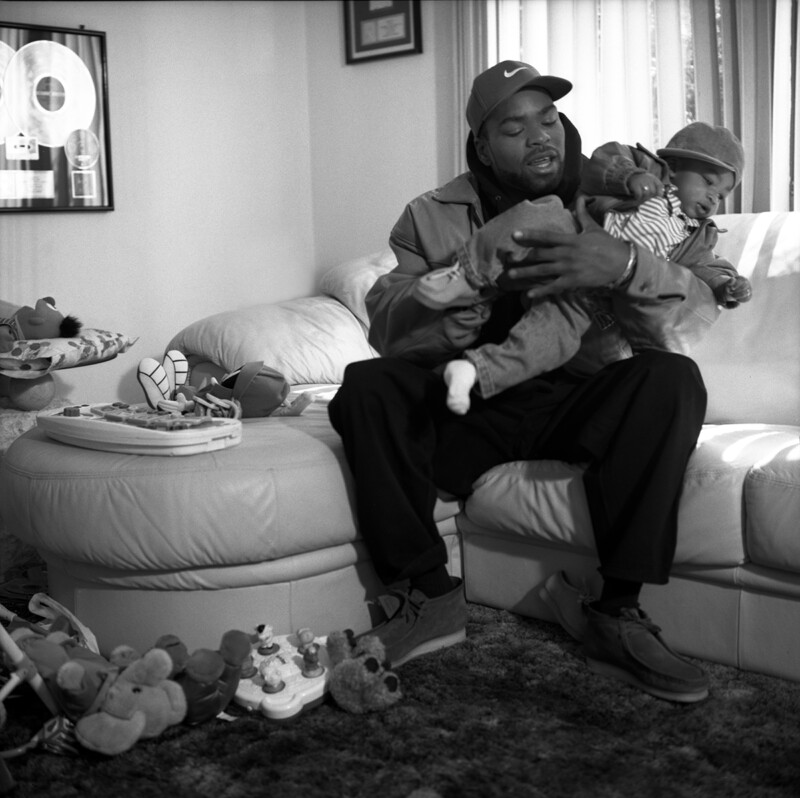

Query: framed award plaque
0 21 113 212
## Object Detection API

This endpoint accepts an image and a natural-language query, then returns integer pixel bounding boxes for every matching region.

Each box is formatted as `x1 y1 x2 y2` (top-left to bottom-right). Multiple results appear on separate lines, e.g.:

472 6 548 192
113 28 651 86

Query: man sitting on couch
328 61 720 703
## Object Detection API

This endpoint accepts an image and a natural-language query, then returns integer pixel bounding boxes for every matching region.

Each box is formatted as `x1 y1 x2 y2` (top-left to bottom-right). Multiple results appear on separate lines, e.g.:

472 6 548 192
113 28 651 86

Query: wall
0 0 316 403
0 0 458 403
304 0 456 271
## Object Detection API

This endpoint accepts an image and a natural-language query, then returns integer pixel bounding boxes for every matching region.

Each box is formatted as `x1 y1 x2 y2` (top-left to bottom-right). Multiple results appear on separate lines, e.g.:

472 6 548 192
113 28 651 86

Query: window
459 0 798 212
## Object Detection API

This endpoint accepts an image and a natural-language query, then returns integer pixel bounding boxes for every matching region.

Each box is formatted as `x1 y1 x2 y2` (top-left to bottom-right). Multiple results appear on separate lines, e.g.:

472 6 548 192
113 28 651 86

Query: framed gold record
0 21 113 211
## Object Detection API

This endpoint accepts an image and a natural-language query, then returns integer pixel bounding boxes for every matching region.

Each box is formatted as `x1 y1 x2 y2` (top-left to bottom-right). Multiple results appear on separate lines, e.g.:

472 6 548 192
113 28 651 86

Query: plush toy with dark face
325 629 402 714
0 297 82 352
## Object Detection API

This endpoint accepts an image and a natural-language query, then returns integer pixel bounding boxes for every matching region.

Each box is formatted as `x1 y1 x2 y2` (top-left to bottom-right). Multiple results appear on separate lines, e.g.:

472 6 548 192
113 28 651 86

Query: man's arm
611 244 721 353
501 197 721 352
581 141 669 199
501 197 631 297
366 196 485 366
365 245 464 366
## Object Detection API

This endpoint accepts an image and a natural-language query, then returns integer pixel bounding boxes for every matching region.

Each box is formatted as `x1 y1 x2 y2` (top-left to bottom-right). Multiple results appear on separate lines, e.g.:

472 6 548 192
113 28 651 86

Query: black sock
410 566 453 598
594 578 642 616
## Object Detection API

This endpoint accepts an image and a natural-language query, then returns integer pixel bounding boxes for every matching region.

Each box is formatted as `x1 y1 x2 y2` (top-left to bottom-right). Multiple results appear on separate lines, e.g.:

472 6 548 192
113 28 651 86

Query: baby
582 121 751 307
415 122 750 414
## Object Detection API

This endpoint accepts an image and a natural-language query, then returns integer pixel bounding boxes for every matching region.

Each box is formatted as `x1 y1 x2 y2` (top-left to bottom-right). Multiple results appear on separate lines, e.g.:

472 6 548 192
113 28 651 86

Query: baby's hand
627 172 663 203
715 275 753 308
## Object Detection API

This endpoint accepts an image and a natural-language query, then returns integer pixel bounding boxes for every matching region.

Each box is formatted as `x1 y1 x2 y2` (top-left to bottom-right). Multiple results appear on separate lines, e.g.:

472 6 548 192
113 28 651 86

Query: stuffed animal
73 648 186 755
325 629 402 714
154 630 251 725
0 297 81 352
6 628 133 721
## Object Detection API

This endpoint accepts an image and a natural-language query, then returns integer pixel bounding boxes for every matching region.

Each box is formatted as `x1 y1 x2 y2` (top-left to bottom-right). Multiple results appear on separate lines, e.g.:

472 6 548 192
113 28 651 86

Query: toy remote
37 402 242 456
234 632 330 721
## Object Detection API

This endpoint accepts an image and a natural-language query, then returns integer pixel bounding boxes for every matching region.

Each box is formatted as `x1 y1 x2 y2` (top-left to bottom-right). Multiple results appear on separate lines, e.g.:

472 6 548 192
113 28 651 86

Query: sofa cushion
1 406 358 575
319 248 397 328
745 432 800 573
463 423 800 570
0 399 462 586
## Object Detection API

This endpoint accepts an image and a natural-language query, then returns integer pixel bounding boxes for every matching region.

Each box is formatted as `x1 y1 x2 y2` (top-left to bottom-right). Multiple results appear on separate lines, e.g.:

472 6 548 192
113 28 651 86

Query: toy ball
7 375 56 411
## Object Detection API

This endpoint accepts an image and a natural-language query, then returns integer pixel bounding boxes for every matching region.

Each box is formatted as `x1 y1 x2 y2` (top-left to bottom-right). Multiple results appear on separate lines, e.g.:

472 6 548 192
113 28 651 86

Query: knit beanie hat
657 122 744 186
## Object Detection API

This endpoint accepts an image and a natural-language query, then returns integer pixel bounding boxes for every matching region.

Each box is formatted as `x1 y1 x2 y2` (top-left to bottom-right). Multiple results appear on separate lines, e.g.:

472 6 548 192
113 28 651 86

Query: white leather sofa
1 212 798 683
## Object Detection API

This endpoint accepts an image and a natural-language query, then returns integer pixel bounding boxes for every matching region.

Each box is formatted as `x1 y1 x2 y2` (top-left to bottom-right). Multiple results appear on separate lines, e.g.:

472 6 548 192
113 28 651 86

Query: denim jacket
365 171 720 379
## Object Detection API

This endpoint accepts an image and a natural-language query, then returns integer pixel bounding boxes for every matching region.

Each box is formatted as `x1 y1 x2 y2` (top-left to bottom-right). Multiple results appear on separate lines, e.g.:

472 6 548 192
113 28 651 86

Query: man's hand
498 196 631 301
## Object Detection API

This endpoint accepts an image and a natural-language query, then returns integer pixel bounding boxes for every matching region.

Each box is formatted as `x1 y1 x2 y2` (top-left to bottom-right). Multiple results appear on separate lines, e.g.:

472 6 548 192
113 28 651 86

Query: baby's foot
444 359 477 415
414 263 481 309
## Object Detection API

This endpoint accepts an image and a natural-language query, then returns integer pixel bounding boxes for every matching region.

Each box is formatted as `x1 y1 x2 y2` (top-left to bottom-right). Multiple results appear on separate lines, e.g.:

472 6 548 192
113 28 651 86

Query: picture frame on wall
0 21 113 212
343 0 422 65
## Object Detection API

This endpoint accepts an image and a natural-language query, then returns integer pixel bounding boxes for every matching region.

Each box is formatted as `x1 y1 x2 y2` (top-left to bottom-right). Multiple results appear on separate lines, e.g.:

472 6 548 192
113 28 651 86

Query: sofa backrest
694 212 799 425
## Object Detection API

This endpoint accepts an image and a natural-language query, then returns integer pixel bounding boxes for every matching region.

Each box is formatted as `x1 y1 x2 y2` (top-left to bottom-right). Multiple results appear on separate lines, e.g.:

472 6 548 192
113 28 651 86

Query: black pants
328 350 707 588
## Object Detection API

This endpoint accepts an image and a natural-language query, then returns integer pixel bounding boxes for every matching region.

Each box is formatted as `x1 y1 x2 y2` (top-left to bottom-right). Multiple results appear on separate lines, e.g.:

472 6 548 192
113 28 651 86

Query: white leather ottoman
0 402 462 654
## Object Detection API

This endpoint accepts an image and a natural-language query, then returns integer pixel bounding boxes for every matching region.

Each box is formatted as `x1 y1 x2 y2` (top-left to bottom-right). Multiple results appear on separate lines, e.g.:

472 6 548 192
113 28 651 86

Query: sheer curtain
455 0 798 212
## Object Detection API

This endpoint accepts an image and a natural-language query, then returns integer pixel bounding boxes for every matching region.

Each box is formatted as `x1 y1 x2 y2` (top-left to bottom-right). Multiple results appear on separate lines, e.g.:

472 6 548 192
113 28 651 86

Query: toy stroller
0 596 98 791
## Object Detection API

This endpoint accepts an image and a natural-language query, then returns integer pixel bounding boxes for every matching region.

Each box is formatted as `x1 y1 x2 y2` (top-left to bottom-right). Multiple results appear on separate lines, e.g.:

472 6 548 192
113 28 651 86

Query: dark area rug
2 601 799 798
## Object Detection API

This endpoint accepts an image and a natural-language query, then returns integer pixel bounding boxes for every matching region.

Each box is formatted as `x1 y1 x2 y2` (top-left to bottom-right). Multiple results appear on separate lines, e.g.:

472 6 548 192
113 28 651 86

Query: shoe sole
586 657 709 704
392 628 467 668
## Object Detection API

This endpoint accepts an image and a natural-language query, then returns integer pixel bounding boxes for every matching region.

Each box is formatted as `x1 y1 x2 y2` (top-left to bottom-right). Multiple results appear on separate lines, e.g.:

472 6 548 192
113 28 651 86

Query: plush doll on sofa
0 297 82 352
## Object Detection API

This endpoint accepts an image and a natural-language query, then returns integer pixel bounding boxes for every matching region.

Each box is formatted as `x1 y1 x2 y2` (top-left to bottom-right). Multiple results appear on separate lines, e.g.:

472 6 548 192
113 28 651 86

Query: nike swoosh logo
504 67 529 78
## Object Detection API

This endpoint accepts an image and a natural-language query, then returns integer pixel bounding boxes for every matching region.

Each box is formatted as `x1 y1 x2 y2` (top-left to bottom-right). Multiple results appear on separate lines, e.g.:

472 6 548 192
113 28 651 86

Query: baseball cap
657 122 745 186
466 61 572 136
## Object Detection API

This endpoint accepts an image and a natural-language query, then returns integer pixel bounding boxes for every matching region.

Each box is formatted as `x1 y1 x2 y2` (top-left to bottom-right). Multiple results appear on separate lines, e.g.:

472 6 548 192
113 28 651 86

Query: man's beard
500 158 564 197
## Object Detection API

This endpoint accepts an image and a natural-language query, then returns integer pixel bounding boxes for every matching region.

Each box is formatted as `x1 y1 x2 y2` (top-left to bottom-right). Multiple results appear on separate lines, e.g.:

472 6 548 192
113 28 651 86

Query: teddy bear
325 629 402 714
0 297 81 352
73 648 187 755
154 629 252 725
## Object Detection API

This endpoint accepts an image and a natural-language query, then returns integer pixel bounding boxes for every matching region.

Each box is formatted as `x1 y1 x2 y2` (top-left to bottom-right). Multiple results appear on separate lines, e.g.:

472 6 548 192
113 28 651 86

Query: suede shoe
365 578 467 667
538 571 594 642
583 605 709 703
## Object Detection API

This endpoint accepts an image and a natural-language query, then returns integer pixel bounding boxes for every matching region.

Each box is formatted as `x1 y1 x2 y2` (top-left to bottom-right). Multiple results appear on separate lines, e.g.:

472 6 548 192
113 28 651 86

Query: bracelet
609 242 637 289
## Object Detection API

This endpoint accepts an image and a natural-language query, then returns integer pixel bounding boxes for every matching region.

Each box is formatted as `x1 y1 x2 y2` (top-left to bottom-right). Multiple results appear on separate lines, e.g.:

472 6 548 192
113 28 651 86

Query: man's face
671 160 735 219
474 88 566 196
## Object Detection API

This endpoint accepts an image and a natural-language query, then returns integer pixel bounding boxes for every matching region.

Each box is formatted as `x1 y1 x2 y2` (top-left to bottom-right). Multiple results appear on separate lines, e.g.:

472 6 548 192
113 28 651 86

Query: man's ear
474 136 492 167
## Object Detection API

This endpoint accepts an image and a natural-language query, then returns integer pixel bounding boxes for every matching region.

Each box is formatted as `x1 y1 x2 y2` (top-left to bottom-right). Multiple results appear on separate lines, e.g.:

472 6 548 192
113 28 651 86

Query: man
328 61 719 703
